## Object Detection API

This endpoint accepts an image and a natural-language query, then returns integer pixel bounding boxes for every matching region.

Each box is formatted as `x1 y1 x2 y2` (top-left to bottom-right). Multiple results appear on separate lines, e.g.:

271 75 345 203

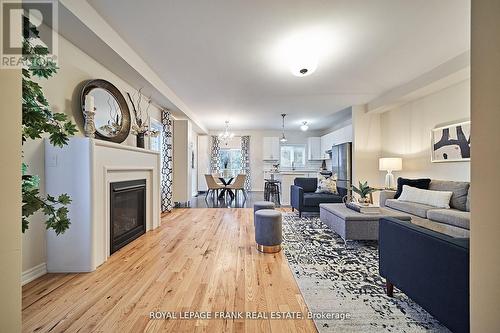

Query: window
280 145 306 168
219 149 242 174
148 118 163 152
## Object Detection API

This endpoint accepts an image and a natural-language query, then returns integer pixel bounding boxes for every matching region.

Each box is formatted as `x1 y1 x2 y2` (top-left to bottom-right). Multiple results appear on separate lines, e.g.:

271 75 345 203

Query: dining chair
226 174 247 201
211 173 223 185
205 174 225 199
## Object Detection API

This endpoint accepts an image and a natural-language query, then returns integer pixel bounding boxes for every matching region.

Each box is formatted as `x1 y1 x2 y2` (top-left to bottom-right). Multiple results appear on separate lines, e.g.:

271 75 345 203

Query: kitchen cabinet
320 124 353 156
262 137 280 160
307 137 322 160
321 132 334 156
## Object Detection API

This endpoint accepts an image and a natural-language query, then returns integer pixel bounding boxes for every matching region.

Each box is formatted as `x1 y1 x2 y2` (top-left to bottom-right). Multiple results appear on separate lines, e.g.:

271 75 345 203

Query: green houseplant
352 181 377 206
22 17 77 234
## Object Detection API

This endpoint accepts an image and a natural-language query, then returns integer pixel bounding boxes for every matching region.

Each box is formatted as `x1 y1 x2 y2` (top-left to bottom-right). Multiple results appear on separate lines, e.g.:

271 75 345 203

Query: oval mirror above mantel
80 79 131 143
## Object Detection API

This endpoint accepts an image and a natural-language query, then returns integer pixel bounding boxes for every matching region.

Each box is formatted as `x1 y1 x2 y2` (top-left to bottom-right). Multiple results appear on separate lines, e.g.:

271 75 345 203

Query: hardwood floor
22 208 317 333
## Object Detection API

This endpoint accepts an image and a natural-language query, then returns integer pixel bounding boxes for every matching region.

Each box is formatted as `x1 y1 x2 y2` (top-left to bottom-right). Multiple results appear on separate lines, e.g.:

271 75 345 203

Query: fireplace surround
45 138 161 272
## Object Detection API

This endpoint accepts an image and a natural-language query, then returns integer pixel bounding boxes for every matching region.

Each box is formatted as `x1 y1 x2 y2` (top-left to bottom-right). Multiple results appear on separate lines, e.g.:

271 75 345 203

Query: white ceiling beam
366 51 470 114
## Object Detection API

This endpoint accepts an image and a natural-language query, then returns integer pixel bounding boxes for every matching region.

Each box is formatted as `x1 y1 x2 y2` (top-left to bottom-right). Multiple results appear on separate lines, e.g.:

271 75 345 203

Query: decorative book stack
346 202 381 214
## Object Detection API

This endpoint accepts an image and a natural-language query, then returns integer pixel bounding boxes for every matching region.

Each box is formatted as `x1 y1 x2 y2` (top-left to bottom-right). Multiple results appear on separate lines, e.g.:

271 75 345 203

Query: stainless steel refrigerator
331 142 352 198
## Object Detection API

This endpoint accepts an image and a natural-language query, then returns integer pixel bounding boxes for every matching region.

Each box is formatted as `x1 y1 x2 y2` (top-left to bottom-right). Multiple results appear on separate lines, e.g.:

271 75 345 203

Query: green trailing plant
352 181 377 199
22 17 77 234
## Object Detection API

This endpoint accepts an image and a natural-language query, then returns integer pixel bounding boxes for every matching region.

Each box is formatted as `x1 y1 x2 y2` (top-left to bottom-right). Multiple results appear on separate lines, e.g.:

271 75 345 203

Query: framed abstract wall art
431 121 470 162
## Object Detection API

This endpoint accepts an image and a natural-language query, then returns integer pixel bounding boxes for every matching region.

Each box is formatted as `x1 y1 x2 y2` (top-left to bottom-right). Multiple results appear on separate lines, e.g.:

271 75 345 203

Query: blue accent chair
290 178 345 217
379 217 469 333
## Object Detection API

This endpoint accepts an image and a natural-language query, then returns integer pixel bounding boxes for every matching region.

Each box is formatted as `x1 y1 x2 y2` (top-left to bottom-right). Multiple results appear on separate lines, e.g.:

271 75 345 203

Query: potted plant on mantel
126 90 159 148
352 181 378 206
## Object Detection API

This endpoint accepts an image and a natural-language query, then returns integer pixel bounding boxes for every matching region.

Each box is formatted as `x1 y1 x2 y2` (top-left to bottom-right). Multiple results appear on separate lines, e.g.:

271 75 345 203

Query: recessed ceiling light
300 121 309 131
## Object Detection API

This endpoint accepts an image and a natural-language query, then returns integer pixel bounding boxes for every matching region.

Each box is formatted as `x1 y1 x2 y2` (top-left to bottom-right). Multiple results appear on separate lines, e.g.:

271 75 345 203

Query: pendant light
280 114 288 143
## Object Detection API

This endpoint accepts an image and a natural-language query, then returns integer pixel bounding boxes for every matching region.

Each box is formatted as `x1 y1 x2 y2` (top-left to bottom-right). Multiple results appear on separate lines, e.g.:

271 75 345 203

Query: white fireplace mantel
45 137 161 272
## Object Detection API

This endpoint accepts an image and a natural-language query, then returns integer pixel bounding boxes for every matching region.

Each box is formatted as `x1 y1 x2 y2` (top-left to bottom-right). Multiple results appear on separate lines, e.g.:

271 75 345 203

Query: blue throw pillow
394 177 431 199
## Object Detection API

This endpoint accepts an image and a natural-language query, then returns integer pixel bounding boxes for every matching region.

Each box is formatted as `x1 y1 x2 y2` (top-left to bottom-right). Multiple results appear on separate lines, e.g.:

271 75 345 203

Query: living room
1 1 499 333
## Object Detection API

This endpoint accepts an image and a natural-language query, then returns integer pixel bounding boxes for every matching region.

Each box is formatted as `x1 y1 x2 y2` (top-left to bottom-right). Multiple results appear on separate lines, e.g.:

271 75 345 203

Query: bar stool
264 179 281 206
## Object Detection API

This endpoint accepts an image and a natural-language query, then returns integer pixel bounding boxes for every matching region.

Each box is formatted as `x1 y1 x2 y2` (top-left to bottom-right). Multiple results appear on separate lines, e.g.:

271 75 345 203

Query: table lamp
379 157 402 189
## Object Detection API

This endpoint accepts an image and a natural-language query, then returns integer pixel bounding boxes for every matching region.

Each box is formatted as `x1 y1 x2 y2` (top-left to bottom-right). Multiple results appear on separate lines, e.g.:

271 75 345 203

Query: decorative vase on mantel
136 132 145 148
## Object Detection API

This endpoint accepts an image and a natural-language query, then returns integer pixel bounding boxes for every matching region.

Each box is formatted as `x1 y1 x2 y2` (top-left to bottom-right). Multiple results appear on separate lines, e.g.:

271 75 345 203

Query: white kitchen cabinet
307 137 322 160
262 137 280 160
320 124 353 156
321 132 334 156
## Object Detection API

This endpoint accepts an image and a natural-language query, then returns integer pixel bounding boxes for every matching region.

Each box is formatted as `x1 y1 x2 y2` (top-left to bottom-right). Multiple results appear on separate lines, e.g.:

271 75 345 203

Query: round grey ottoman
254 209 282 253
253 201 275 214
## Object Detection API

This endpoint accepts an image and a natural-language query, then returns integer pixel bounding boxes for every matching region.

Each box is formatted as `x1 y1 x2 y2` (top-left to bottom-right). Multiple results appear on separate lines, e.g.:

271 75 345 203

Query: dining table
218 176 235 200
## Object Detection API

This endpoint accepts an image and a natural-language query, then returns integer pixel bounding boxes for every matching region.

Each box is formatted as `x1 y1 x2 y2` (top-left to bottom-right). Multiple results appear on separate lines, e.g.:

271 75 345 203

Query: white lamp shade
379 157 402 171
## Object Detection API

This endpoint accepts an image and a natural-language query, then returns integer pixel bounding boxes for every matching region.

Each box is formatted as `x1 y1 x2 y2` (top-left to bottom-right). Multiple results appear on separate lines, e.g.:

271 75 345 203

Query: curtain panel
160 110 173 212
210 136 221 174
241 136 251 191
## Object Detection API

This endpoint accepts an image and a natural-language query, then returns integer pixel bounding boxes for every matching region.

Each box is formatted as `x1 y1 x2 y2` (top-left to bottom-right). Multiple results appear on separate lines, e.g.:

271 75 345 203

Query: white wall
380 80 470 181
197 135 210 191
191 130 198 196
352 106 382 202
351 81 470 202
22 32 162 275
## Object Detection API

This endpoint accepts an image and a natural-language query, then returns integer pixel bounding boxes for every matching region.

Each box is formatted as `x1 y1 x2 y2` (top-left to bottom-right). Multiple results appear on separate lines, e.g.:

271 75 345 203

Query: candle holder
83 106 96 138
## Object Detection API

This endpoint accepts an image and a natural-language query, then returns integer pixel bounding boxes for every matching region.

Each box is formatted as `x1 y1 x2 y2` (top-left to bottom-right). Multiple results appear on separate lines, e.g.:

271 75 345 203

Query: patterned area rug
281 213 450 333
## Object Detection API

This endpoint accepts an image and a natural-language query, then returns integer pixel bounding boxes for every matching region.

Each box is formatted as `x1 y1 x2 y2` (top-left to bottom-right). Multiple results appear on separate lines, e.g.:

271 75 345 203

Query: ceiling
87 0 470 131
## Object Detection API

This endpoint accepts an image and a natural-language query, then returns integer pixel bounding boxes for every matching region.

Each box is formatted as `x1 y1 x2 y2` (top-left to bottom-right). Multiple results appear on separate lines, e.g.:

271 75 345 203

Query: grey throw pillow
429 180 470 211
466 187 471 212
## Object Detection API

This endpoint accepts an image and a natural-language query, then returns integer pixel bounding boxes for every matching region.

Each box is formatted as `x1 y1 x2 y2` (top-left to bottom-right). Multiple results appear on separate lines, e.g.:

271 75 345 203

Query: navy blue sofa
379 217 469 333
290 178 345 217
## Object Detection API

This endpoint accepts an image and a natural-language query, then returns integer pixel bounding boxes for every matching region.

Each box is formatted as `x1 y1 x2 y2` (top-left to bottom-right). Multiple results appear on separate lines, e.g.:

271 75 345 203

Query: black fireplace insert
110 179 146 254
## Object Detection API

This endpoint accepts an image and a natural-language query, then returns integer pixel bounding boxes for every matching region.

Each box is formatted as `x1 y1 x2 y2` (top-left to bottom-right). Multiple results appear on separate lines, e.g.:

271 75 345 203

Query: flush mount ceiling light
273 26 337 78
300 121 309 131
280 113 288 143
289 52 318 77
282 30 321 77
218 120 234 142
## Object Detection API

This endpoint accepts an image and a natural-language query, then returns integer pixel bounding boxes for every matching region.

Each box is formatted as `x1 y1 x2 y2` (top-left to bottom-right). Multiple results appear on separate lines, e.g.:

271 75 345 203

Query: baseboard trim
22 262 47 286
